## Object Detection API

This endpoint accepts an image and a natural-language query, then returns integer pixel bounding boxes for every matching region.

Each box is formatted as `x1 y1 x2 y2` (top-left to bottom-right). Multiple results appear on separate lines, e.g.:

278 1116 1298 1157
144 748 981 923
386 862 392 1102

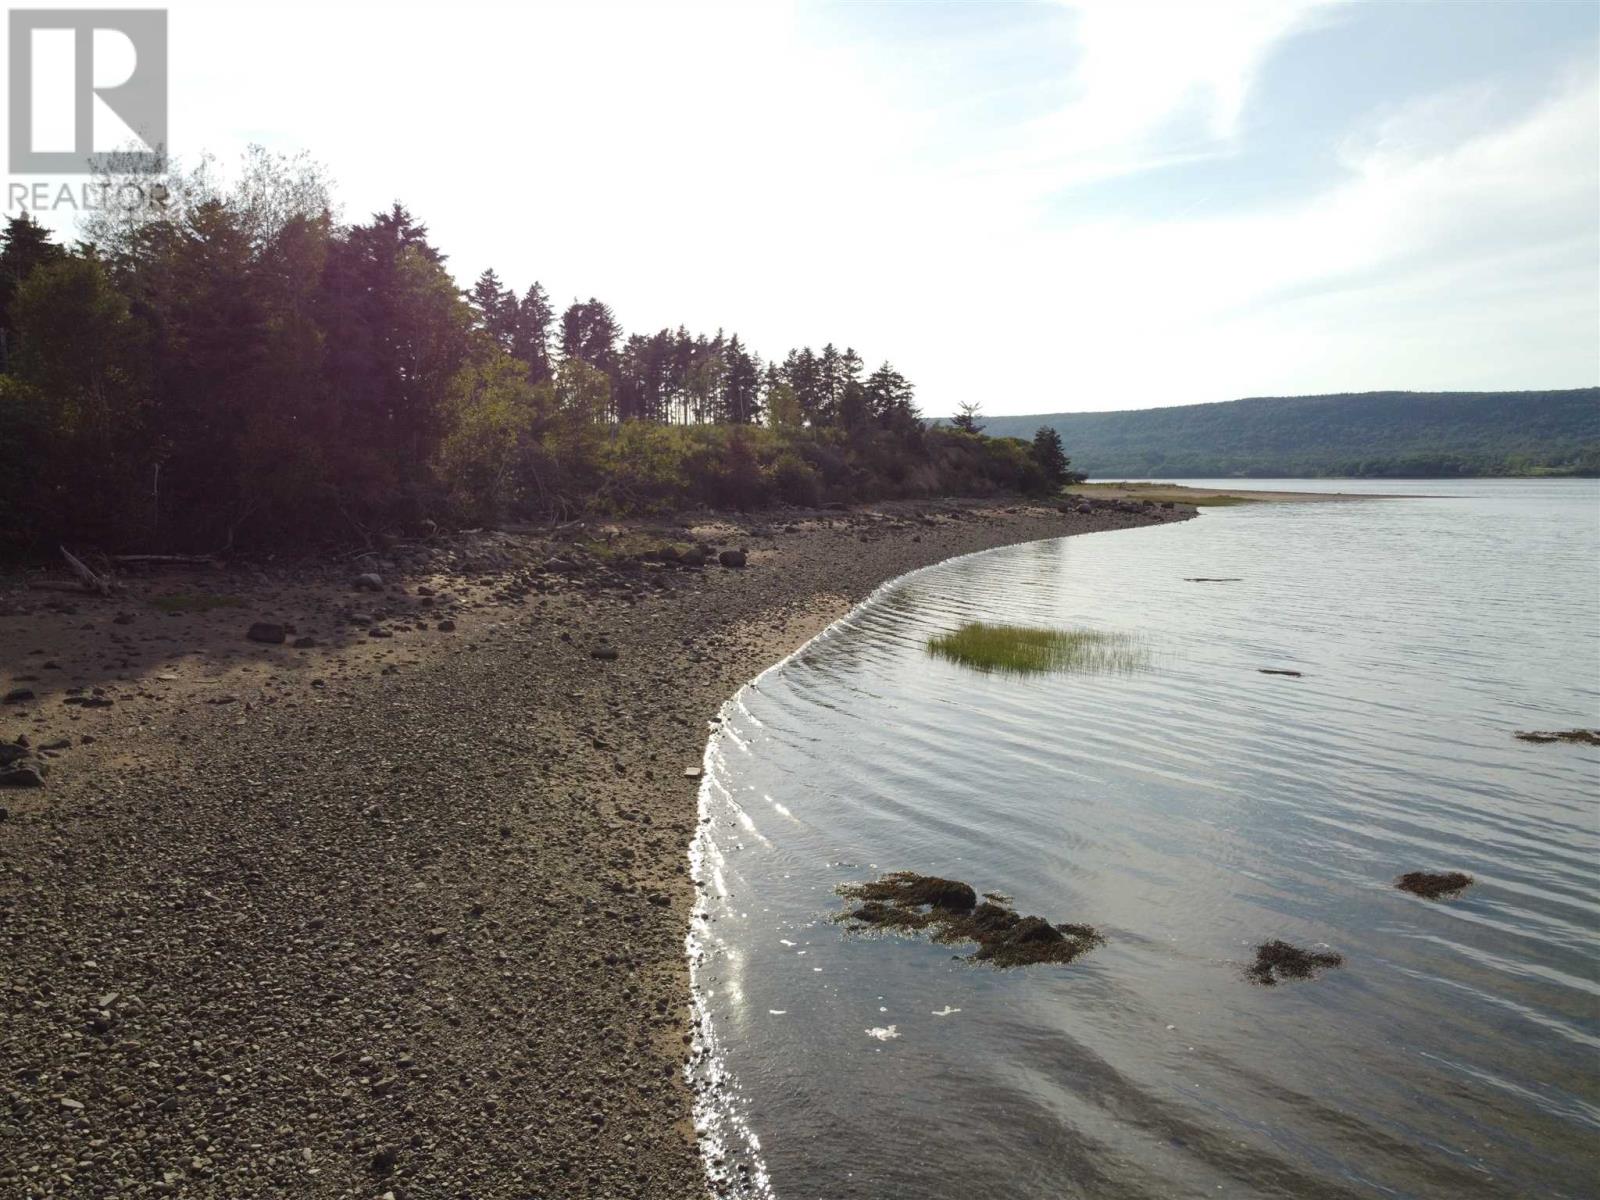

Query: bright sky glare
15 0 1600 414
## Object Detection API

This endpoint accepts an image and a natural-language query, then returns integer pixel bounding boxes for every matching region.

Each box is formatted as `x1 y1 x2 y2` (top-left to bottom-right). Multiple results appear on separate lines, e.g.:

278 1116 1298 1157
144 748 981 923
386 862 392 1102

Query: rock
368 627 393 639
683 766 703 779
370 1145 399 1176
425 928 448 945
353 573 384 592
0 742 29 766
678 548 707 569
436 619 456 632
348 612 373 626
113 612 134 624
246 622 286 644
717 549 747 568
291 636 316 649
591 645 619 661
3 688 35 704
0 765 45 788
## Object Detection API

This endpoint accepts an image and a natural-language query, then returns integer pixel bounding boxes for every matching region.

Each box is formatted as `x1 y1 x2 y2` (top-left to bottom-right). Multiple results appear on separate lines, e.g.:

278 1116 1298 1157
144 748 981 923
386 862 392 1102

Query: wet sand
0 496 1190 1198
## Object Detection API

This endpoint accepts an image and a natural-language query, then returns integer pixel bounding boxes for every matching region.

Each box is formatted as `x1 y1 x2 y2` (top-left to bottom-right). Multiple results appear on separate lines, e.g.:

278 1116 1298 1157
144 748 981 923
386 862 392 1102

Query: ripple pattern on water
689 480 1600 1199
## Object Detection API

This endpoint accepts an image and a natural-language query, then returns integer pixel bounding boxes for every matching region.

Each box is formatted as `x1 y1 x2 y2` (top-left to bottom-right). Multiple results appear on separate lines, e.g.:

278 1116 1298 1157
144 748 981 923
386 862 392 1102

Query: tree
0 213 66 373
511 282 555 383
560 298 621 377
951 401 985 435
467 268 517 350
722 335 762 425
1031 425 1082 487
9 254 150 542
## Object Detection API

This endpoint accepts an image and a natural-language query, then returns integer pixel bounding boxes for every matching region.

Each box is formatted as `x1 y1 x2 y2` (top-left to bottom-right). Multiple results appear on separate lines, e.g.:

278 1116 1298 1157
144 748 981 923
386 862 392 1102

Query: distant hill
952 389 1600 478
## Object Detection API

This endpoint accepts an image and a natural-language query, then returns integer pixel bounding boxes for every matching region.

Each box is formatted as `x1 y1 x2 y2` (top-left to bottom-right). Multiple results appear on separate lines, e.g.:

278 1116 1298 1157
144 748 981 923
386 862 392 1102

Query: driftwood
59 546 117 595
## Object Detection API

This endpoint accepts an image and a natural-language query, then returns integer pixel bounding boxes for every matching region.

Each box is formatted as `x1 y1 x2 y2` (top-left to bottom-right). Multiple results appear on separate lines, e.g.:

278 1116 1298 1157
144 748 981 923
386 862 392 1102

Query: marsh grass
927 622 1148 676
149 592 244 614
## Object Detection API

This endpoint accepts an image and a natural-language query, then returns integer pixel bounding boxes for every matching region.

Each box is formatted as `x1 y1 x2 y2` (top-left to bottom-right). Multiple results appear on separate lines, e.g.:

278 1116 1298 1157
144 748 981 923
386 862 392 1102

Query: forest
971 389 1600 479
0 149 1074 555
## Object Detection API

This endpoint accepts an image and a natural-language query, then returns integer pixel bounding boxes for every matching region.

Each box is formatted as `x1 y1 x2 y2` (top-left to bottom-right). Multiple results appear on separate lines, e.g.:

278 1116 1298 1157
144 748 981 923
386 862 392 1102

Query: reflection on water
689 480 1600 1199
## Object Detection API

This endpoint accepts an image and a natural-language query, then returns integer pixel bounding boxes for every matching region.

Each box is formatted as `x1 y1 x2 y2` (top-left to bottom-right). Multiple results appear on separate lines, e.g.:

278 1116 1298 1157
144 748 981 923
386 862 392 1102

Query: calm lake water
688 479 1600 1199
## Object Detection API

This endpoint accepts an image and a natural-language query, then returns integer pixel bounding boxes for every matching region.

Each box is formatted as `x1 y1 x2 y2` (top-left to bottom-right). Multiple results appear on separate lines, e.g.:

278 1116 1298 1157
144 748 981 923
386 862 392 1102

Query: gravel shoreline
1 498 1190 1198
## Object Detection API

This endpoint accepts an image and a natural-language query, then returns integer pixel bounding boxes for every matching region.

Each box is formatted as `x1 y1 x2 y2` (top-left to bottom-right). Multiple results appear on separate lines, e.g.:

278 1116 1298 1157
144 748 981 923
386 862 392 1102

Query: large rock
0 764 45 788
246 622 286 644
717 549 748 568
4 688 36 704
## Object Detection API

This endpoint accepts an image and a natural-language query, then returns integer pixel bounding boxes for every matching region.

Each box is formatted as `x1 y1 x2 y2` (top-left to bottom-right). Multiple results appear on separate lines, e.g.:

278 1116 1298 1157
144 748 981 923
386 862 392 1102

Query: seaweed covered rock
836 872 1102 968
1246 939 1343 986
1396 870 1473 899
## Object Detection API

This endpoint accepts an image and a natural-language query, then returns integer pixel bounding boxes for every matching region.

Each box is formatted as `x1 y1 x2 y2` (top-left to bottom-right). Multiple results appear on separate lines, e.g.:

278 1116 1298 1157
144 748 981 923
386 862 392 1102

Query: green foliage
0 152 1088 555
927 622 1149 676
969 390 1600 478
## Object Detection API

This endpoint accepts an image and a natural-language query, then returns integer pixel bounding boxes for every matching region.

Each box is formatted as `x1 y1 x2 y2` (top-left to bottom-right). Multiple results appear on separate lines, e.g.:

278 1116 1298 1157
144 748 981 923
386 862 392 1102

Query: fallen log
59 546 116 595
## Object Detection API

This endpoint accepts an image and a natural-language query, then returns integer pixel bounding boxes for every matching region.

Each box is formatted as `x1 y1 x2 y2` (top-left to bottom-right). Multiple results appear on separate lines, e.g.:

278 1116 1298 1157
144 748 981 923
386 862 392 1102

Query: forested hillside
967 390 1600 478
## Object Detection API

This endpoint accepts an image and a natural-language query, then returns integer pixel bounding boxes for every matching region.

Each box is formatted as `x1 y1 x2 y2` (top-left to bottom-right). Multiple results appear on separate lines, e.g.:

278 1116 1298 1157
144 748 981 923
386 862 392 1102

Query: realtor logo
8 9 167 174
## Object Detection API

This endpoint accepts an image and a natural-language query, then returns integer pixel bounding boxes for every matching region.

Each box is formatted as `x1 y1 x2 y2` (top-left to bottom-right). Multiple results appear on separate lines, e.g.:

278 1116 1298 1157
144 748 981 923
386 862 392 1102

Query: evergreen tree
0 213 66 373
1030 425 1082 486
511 282 554 383
951 400 985 435
467 268 517 350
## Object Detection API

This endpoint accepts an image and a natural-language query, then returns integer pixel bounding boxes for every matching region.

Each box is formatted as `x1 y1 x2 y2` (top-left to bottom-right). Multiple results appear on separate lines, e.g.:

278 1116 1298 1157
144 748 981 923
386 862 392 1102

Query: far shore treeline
0 149 1079 555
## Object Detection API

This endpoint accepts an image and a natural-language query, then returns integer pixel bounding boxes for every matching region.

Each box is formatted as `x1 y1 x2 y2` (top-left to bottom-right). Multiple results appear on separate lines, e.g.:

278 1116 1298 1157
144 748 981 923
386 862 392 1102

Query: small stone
426 927 448 945
683 766 703 779
292 636 316 649
59 1097 84 1111
3 688 35 704
246 622 286 645
353 573 384 592
591 645 619 661
717 549 747 568
436 620 456 632
368 627 393 639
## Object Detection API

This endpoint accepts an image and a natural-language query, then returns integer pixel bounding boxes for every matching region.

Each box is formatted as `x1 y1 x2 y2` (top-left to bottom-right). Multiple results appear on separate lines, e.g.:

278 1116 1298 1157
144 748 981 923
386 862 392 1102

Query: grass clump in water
1513 728 1600 746
927 622 1147 676
836 871 1105 968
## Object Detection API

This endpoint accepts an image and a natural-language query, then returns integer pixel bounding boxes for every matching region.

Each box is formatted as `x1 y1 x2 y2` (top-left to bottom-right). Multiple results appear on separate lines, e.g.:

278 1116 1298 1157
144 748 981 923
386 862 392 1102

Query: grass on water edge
148 592 245 614
1068 483 1257 507
927 622 1149 676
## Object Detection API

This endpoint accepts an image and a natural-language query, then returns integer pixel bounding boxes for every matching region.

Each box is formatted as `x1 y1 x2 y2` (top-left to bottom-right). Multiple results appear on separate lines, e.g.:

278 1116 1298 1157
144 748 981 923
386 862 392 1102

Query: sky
6 0 1598 415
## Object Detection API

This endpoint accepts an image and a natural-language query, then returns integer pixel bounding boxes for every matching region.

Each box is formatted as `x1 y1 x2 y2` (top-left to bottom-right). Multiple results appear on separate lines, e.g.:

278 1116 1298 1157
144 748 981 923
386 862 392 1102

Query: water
688 479 1600 1199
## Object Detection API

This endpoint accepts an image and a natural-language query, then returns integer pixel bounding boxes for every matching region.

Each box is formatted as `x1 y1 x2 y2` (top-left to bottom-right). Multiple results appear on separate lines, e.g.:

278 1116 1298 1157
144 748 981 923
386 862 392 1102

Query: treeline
969 389 1600 479
0 149 1072 554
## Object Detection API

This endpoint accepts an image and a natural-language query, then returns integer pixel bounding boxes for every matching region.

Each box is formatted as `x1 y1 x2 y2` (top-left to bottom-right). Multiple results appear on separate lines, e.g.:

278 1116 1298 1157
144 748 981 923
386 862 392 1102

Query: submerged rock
1246 939 1343 986
1396 871 1473 899
836 871 1102 968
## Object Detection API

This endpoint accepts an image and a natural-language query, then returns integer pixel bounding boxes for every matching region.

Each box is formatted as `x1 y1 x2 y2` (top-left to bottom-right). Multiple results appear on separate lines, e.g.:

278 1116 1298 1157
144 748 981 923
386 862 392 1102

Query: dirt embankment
0 495 1191 1199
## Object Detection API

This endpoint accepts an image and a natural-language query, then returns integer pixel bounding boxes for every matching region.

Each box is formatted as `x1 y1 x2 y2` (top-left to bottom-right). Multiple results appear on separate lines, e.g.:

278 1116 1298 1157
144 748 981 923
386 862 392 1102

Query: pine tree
951 401 985 435
466 268 516 350
511 282 554 383
1031 425 1082 486
0 213 65 373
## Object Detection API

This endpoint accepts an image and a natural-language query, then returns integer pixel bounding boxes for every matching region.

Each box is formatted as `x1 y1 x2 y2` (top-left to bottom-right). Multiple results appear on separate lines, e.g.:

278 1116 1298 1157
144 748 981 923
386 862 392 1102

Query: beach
0 497 1190 1199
